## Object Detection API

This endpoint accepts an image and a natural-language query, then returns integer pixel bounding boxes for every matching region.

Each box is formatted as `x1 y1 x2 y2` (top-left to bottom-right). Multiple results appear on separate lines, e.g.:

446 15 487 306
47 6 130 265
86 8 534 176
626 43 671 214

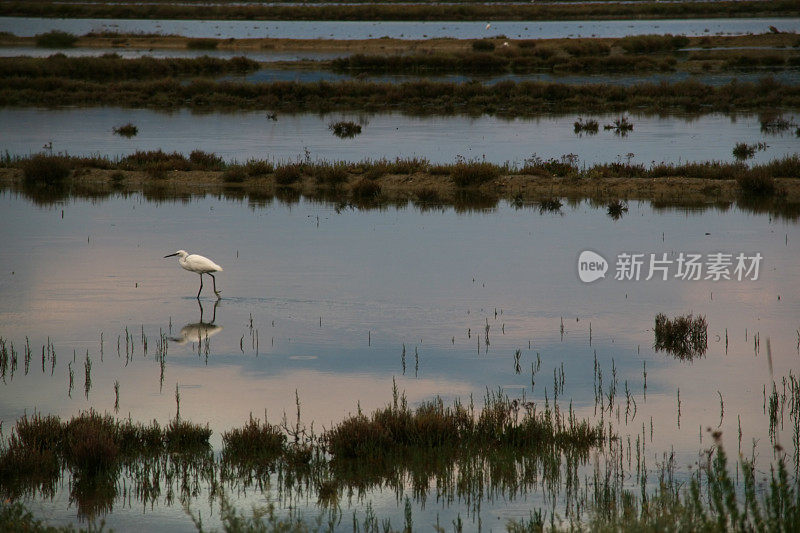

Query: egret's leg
210 273 221 297
197 273 204 299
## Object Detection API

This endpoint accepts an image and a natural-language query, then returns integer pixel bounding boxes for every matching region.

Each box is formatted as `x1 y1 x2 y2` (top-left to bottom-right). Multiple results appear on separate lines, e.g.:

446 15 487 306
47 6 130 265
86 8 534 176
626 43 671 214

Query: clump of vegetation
222 416 285 464
222 165 247 183
737 168 776 196
539 197 563 212
186 38 219 50
617 34 690 54
351 178 381 200
607 199 628 220
164 418 211 453
471 39 495 52
19 154 71 185
563 40 610 57
189 149 225 171
273 163 302 185
34 30 77 48
760 113 797 134
112 123 138 138
324 391 601 459
605 116 633 135
522 154 579 178
732 141 768 161
654 313 708 359
244 159 273 177
449 159 500 187
574 117 599 134
312 162 349 187
329 121 362 138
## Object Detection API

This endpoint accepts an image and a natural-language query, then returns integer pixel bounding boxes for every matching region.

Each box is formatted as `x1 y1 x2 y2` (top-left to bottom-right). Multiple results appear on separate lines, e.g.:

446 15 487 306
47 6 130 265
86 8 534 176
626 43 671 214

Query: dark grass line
2 78 800 114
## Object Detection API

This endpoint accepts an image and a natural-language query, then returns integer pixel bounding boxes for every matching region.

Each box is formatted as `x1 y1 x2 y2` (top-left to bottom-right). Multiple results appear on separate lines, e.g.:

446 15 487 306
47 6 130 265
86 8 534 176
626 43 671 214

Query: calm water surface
1 108 798 166
0 191 798 530
2 17 798 39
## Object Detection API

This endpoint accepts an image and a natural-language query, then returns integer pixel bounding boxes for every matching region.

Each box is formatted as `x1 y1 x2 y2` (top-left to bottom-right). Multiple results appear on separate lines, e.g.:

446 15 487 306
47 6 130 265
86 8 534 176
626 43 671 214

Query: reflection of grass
328 120 361 138
654 313 707 359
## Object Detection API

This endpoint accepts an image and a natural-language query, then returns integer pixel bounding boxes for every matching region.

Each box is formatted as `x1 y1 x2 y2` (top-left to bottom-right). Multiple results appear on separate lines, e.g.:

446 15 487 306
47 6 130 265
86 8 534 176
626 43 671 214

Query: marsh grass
5 77 800 114
34 30 77 48
222 165 247 183
328 120 361 138
221 415 285 465
273 163 302 185
324 391 602 459
654 313 708 359
351 178 381 200
186 38 219 50
0 55 258 81
616 34 690 54
573 117 599 134
112 122 137 138
607 199 628 219
737 168 777 196
449 159 500 187
20 154 71 186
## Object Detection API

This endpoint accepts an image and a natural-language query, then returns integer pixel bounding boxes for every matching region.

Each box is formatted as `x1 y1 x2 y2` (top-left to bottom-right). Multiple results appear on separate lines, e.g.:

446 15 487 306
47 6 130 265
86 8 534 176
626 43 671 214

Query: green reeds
654 313 708 359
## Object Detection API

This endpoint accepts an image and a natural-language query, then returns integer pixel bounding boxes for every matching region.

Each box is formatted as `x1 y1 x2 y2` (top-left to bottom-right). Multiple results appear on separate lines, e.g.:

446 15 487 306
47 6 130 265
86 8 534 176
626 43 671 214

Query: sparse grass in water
574 117 599 135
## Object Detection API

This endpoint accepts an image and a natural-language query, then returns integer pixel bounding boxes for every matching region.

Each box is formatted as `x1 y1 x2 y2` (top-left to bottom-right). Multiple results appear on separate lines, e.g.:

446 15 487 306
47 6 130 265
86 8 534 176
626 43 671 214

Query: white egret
164 250 223 298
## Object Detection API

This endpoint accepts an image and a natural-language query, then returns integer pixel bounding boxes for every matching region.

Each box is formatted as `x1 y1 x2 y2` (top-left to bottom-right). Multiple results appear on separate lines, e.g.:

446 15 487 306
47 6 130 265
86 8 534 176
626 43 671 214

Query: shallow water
2 16 798 40
1 107 797 166
0 190 798 530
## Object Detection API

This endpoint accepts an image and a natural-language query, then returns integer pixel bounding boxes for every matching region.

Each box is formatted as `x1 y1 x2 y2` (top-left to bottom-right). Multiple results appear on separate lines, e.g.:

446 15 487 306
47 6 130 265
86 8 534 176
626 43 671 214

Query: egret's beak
164 252 178 258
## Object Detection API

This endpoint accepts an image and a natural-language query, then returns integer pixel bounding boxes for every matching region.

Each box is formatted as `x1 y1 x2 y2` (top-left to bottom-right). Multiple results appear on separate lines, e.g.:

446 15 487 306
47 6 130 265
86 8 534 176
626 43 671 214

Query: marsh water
0 189 799 530
1 107 797 167
2 17 799 40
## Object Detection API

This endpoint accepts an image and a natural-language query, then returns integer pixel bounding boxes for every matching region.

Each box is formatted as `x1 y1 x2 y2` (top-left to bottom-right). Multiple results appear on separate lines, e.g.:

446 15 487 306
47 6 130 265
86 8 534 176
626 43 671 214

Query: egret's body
164 250 223 298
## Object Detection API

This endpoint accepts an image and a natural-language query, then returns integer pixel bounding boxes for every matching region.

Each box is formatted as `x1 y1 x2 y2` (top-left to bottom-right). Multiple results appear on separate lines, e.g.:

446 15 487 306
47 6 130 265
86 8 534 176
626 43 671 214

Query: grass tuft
34 30 77 48
654 313 708 359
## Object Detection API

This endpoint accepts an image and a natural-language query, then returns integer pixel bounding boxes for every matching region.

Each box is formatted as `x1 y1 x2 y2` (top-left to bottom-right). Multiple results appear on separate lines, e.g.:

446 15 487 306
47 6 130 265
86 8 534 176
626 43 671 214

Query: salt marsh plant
449 159 500 187
654 313 708 359
573 117 599 135
329 120 362 138
186 38 219 50
19 154 70 186
732 141 768 161
34 30 77 48
607 199 628 220
112 122 138 138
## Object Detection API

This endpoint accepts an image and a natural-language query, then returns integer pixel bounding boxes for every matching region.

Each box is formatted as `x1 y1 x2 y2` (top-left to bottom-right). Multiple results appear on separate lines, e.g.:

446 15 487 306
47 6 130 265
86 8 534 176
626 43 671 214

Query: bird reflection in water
171 299 222 357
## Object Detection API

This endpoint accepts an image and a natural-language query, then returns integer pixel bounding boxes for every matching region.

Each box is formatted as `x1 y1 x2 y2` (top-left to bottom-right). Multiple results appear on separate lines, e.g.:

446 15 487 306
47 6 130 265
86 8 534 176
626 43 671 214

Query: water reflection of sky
1 107 798 165
0 191 798 530
0 192 797 455
1 16 798 39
